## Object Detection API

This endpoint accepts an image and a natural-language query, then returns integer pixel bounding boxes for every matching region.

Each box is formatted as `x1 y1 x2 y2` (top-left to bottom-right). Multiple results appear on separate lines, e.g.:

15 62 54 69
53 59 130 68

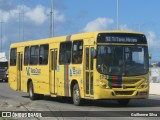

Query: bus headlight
99 80 108 88
138 80 148 89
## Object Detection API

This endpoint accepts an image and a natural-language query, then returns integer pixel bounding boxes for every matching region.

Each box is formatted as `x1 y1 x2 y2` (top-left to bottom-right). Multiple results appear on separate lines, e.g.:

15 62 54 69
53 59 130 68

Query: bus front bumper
93 86 149 100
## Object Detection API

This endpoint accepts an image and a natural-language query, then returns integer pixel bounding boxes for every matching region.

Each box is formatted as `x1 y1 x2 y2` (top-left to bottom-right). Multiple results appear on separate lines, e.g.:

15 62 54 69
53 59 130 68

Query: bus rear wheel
72 83 82 106
117 99 130 106
28 82 38 100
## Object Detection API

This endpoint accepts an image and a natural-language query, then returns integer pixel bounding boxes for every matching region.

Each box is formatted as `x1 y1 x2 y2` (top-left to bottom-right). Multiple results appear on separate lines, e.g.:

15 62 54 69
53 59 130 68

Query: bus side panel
9 47 20 91
21 67 29 93
57 64 84 97
56 65 65 96
69 64 85 98
56 63 84 97
9 66 18 91
36 65 50 95
23 66 50 95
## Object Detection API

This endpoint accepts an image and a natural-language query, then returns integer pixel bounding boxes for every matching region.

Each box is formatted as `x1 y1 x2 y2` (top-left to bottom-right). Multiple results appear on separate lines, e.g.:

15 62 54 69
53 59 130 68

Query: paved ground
0 82 160 120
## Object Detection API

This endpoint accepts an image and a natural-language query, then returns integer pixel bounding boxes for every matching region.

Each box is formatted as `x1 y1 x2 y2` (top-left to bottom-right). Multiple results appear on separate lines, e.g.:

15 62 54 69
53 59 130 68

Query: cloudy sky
0 0 160 61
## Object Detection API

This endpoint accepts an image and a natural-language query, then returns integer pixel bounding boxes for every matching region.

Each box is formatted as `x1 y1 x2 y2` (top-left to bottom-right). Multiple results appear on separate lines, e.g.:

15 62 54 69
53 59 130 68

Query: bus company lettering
70 67 81 76
26 67 41 76
31 68 41 75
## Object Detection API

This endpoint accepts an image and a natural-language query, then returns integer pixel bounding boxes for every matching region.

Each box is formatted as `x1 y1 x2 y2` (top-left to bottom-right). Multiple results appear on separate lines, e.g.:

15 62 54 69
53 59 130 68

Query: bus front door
50 49 58 95
85 46 94 97
17 52 23 91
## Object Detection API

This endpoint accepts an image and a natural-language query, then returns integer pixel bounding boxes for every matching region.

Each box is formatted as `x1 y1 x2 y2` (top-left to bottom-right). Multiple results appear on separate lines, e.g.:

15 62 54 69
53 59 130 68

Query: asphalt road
0 82 160 120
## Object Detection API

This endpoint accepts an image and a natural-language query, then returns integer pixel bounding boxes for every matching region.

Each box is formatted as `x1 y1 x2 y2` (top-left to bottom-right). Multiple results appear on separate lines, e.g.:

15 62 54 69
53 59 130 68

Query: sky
0 0 160 61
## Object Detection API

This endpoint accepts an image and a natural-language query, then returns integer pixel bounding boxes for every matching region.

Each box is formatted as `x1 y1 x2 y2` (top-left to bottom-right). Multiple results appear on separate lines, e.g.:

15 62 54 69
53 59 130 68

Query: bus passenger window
24 46 30 66
86 48 89 70
59 42 72 64
39 44 49 65
30 46 39 65
10 48 17 66
72 40 83 64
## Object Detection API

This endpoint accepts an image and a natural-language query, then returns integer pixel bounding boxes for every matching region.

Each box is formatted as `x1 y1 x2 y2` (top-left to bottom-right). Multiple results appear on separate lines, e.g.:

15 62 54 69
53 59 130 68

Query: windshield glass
0 62 8 69
97 45 149 76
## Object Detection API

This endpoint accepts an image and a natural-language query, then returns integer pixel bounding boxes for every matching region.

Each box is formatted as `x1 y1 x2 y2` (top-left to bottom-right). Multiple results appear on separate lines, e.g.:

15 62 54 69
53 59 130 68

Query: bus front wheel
28 82 38 100
73 83 82 106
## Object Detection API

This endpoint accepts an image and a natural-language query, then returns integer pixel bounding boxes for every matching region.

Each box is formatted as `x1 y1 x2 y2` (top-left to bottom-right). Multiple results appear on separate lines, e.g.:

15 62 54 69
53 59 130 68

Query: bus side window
72 40 83 64
30 45 39 65
39 44 49 65
24 46 30 66
59 42 72 64
10 48 17 66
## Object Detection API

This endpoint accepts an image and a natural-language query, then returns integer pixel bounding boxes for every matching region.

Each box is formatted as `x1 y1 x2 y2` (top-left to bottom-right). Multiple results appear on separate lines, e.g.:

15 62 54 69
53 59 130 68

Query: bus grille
123 79 140 84
115 91 134 96
0 71 5 78
121 79 140 89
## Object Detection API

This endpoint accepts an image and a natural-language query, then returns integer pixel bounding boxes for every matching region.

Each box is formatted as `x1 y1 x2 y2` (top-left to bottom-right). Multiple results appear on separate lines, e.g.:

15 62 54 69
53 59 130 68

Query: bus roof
10 30 144 48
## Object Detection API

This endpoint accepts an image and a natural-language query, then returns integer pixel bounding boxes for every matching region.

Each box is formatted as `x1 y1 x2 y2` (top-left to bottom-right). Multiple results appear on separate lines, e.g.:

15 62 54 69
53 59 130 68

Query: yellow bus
9 30 149 106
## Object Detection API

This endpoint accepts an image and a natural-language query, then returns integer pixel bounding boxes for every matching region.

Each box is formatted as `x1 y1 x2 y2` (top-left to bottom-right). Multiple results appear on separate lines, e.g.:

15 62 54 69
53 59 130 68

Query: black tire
4 79 8 83
2 79 7 82
28 82 38 100
72 83 82 106
118 99 130 106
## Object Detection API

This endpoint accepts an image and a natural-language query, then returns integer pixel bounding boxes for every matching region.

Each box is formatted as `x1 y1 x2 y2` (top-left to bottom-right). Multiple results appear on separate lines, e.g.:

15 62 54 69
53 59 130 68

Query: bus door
17 52 23 91
84 46 94 97
50 49 58 95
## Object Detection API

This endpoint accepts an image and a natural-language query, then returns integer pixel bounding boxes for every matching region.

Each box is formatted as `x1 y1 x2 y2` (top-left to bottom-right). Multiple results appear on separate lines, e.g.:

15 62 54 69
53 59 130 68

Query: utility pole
135 24 144 32
17 0 25 42
138 24 141 32
17 12 24 42
50 0 54 37
0 22 4 52
22 12 24 41
117 0 119 30
22 0 25 41
18 13 21 42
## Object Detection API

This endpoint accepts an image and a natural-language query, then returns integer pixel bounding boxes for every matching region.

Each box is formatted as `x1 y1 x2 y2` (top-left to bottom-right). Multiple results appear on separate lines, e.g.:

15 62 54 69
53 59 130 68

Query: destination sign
97 33 147 44
105 37 137 43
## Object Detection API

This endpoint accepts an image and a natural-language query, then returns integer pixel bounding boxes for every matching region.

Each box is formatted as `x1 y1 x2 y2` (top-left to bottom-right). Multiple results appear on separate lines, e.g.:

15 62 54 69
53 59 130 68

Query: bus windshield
0 61 8 69
97 45 149 76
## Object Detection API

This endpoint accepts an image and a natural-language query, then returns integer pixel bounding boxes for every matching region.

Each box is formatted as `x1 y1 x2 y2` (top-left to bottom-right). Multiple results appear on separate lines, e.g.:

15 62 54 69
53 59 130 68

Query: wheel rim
74 88 79 103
